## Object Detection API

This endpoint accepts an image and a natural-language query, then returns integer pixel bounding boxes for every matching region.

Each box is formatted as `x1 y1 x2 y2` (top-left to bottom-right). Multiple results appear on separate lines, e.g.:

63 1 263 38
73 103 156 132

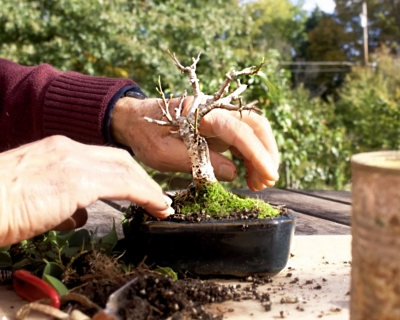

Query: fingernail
217 164 236 181
164 206 175 216
270 171 279 181
163 194 173 206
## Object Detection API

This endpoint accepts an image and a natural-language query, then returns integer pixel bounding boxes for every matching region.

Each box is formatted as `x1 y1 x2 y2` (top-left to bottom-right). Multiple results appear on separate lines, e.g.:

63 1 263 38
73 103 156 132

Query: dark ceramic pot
127 211 295 277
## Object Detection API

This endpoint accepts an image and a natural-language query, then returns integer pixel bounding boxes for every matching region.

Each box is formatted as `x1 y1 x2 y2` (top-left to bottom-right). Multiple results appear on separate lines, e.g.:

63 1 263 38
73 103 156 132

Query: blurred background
1 0 399 191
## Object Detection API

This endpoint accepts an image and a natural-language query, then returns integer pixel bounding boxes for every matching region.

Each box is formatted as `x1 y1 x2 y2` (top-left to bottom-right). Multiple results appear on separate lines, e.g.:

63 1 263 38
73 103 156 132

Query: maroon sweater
0 59 139 151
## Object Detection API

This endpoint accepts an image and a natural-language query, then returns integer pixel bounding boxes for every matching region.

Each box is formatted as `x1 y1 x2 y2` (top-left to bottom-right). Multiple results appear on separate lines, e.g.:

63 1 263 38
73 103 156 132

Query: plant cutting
124 52 295 276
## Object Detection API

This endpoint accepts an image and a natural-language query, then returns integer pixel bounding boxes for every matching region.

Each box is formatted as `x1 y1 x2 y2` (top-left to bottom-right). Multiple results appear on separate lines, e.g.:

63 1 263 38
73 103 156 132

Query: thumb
209 150 237 182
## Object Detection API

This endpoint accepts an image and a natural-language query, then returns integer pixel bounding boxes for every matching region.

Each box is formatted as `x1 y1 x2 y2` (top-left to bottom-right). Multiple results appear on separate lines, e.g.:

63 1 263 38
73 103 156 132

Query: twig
167 50 203 115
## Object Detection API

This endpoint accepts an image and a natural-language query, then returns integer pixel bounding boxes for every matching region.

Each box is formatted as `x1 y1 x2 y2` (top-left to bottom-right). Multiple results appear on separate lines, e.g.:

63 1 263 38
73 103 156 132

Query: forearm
0 59 136 151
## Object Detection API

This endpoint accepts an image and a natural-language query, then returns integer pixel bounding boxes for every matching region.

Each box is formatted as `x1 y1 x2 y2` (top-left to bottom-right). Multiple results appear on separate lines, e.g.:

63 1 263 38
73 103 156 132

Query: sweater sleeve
0 58 136 151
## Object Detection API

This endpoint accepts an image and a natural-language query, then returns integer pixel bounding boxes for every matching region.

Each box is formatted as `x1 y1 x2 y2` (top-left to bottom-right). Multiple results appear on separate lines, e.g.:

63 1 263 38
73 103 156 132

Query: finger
248 165 276 190
229 111 279 170
209 150 237 181
53 208 88 231
206 137 230 153
232 147 275 190
201 111 279 181
72 157 174 217
146 194 175 219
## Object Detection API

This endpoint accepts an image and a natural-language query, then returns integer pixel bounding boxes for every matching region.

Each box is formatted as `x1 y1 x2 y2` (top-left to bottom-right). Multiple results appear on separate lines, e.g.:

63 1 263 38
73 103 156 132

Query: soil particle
264 301 272 311
289 277 299 284
69 272 276 319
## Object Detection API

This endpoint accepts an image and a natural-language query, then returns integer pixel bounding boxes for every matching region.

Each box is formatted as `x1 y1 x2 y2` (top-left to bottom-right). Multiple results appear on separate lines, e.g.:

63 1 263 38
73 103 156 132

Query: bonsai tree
143 52 279 218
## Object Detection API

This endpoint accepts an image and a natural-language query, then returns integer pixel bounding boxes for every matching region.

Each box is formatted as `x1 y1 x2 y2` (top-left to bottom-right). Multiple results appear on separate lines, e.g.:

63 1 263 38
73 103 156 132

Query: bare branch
155 76 176 122
167 50 202 115
175 90 187 119
212 60 265 102
200 102 262 118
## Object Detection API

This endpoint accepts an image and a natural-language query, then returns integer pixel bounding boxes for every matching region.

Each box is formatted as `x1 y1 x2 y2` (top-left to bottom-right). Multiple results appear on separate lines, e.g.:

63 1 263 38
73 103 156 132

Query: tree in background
334 55 400 155
335 0 400 56
244 0 306 60
0 0 304 96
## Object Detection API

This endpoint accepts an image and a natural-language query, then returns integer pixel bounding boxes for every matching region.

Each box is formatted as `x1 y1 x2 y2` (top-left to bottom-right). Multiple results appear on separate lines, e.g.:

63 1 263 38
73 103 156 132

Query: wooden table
0 189 352 319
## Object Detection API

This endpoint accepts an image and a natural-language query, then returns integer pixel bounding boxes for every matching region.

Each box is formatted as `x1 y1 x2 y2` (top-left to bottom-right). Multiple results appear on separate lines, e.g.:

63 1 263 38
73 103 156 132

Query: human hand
111 97 279 191
0 136 174 246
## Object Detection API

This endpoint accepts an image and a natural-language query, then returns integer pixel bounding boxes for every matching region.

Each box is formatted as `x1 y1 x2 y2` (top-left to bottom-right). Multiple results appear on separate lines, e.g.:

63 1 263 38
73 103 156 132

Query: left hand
111 97 279 191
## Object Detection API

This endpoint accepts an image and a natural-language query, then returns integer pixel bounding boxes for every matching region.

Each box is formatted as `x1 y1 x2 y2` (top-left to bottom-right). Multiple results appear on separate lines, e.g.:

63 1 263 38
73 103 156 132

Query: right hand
0 135 173 246
111 97 279 191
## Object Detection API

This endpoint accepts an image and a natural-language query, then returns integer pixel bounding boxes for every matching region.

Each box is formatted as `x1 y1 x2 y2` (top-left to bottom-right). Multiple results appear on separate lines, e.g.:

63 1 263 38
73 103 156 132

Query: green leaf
67 229 91 247
42 274 69 296
0 252 12 269
43 261 63 279
98 219 118 254
256 72 275 93
60 229 91 257
0 245 11 252
153 267 178 280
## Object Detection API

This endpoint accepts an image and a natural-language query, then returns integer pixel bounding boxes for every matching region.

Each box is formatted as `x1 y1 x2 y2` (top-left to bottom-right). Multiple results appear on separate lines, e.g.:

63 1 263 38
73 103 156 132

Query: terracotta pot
126 211 295 277
351 151 400 320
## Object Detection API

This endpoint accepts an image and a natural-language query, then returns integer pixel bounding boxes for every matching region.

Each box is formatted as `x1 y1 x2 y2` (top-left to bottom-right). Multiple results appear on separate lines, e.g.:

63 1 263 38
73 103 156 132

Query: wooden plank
233 188 351 226
101 197 350 235
287 189 351 204
294 211 350 235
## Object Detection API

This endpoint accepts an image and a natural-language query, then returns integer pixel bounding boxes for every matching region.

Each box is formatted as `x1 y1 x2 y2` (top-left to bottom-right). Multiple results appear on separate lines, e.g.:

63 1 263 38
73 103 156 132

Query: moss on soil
174 182 280 218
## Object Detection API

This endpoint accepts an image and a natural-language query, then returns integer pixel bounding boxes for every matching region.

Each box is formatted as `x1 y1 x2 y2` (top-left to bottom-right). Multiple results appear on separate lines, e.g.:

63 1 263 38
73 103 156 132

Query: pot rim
141 209 295 228
351 150 400 175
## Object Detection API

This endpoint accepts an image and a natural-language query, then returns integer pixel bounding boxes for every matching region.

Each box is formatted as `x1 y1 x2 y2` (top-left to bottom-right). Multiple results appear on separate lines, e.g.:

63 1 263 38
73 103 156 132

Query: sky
294 0 336 14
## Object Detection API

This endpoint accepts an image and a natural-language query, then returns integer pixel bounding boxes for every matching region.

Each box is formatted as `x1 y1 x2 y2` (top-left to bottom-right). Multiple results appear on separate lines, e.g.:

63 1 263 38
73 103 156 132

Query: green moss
175 182 280 218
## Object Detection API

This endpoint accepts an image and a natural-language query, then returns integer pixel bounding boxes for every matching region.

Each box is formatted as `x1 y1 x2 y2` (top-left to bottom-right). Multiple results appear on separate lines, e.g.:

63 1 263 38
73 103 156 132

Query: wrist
111 97 143 147
106 86 146 149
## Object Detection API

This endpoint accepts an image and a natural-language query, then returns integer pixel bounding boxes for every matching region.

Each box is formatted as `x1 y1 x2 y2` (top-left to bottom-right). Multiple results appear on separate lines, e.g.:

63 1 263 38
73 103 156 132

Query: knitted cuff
42 71 135 146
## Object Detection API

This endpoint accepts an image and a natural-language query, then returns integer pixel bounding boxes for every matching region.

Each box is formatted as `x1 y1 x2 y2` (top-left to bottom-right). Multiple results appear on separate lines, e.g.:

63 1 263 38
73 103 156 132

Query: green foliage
0 0 305 96
153 266 178 280
0 224 119 292
334 63 400 155
42 261 69 295
243 50 350 189
244 0 307 60
176 182 280 218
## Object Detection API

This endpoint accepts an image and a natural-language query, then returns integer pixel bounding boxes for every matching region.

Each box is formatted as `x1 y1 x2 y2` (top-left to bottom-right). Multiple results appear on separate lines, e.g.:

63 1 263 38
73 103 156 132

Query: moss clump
174 182 280 219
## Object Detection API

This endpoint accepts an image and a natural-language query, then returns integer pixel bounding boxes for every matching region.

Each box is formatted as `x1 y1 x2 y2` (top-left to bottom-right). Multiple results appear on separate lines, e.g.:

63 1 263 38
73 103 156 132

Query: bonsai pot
126 210 295 277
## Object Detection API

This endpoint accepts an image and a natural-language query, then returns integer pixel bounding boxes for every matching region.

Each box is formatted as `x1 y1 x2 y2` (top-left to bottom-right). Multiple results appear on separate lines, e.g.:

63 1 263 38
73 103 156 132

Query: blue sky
293 0 336 13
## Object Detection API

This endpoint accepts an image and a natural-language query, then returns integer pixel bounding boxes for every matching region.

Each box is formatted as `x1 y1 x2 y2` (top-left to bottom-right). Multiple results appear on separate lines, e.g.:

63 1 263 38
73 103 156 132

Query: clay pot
126 211 295 277
351 151 400 320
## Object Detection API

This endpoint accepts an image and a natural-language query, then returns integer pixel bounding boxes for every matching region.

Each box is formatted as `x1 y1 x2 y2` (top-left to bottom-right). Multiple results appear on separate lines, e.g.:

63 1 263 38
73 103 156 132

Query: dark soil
61 191 289 319
68 271 273 320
